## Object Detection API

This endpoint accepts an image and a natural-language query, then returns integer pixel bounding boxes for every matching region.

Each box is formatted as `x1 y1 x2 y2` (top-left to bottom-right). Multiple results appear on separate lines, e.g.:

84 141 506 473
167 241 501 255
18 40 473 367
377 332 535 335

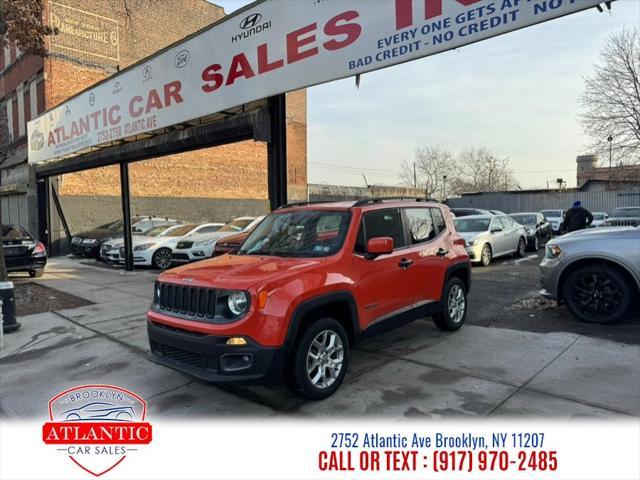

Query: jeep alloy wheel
306 330 344 389
289 317 349 400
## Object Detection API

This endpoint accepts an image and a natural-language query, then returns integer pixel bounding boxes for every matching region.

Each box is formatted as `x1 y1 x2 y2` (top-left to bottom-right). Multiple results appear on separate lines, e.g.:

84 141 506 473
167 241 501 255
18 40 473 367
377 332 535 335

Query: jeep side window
431 208 447 234
405 208 436 244
362 209 405 250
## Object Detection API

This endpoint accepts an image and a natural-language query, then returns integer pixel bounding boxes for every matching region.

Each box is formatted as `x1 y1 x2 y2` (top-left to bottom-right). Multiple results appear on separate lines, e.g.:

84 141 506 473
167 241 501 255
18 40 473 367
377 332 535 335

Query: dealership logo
30 126 45 152
42 385 152 477
232 12 270 43
113 81 122 94
143 64 153 82
89 92 95 106
174 49 190 68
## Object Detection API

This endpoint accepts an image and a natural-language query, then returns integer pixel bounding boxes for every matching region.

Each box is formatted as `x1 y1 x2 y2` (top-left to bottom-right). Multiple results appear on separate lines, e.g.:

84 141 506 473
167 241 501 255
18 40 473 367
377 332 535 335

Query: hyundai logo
239 13 262 30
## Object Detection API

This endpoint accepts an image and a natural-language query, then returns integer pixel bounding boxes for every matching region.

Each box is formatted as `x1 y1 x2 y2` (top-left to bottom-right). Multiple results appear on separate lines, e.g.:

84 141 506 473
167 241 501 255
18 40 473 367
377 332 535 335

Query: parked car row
71 215 264 269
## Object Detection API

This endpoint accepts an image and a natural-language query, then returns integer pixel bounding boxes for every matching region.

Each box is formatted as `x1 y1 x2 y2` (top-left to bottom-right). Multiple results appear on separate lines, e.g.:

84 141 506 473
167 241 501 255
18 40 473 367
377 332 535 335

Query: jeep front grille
156 282 217 318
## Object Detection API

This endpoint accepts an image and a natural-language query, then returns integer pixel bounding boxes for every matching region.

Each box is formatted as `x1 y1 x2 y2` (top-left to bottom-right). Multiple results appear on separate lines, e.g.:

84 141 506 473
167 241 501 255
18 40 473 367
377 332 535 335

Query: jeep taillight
453 238 465 246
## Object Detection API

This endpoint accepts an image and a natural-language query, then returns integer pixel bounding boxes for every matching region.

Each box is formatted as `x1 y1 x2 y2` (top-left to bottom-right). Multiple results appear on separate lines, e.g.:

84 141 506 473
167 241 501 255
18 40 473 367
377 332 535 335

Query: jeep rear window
239 210 351 258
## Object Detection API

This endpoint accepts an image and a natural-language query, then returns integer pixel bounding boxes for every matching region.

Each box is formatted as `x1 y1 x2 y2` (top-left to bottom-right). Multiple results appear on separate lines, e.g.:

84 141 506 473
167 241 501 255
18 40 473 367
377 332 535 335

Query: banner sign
27 0 603 164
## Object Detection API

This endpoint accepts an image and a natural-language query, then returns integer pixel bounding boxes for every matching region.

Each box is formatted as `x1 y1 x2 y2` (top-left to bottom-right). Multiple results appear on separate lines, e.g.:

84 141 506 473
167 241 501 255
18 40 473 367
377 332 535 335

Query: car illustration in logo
61 402 135 421
30 128 45 151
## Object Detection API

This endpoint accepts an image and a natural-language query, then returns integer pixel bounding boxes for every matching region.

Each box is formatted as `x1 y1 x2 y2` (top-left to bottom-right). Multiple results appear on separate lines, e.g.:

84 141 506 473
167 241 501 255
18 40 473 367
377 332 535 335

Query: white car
589 212 608 228
115 223 223 269
454 214 527 266
172 216 264 263
100 224 184 263
540 209 566 234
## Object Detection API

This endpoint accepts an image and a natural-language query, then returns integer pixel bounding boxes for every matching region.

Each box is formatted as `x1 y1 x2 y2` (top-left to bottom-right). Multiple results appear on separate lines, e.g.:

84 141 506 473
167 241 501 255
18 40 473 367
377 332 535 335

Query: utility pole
413 163 417 188
607 135 613 190
442 175 448 201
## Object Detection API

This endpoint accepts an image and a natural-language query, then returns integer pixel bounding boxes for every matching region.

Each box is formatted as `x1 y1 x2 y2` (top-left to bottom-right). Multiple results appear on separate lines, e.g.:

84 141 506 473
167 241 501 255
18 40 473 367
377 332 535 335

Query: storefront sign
29 0 603 164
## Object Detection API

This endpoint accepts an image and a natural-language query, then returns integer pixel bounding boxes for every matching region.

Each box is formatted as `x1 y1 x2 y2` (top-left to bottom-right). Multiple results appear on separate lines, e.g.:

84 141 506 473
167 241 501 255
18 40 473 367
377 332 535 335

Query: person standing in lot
563 201 593 232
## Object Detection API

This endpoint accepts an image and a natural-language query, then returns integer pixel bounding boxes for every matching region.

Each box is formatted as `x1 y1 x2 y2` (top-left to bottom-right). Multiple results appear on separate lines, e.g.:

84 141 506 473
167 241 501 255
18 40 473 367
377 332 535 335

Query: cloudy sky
214 0 640 189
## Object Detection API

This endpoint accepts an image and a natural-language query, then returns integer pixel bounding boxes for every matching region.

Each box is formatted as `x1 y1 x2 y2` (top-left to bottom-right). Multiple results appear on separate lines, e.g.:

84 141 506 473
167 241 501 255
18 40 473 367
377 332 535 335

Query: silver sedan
454 215 527 266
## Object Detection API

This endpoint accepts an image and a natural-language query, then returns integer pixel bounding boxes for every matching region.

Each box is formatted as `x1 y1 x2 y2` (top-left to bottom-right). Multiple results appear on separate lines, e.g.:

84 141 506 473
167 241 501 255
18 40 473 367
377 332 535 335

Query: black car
71 217 176 258
509 212 553 251
450 208 494 217
2 224 47 277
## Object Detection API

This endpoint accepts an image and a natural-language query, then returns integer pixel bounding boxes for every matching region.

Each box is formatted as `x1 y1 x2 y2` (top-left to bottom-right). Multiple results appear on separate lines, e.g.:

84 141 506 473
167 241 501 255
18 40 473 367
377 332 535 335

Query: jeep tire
288 317 349 400
433 277 467 331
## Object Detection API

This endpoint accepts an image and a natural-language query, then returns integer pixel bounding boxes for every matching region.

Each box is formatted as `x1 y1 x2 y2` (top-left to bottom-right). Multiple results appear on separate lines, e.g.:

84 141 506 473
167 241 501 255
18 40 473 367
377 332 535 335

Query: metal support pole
120 162 134 272
36 176 50 251
51 184 72 246
267 94 287 211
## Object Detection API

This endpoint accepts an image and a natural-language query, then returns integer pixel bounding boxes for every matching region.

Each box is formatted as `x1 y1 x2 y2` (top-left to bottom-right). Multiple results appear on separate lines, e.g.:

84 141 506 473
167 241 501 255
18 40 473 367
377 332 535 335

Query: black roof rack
276 200 336 210
276 197 441 210
352 197 440 207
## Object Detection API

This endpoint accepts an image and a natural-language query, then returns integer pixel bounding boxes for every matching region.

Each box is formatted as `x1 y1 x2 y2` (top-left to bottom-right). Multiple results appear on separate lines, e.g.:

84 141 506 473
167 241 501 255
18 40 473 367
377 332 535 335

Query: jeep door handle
398 258 413 269
436 248 449 257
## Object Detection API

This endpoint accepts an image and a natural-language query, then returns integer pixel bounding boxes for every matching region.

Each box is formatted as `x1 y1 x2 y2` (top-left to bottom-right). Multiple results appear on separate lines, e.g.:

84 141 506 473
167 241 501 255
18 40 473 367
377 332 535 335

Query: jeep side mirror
366 237 394 257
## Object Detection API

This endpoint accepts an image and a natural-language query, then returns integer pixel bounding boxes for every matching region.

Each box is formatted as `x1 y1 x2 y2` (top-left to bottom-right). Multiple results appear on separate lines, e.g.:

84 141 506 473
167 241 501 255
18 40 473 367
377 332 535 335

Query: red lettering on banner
395 0 483 29
129 95 144 117
108 105 121 125
226 53 255 86
145 90 163 113
287 23 318 63
78 117 90 135
202 64 224 93
323 10 361 51
257 43 284 74
164 80 183 106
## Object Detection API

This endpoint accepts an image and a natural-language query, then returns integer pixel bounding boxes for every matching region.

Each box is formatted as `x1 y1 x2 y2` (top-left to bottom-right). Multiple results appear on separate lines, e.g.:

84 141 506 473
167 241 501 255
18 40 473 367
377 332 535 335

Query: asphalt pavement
1 255 638 419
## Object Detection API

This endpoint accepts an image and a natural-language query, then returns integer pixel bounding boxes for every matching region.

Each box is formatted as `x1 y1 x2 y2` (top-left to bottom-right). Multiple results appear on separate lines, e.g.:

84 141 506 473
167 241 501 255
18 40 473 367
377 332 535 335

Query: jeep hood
159 254 326 290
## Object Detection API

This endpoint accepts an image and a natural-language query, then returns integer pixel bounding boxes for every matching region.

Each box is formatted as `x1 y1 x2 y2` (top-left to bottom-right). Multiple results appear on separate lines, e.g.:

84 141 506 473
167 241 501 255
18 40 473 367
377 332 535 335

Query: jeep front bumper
147 320 286 384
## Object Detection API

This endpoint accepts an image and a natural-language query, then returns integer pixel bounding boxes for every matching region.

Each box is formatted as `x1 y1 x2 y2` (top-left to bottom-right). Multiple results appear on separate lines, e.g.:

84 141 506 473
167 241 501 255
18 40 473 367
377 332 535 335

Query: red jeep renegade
147 199 471 399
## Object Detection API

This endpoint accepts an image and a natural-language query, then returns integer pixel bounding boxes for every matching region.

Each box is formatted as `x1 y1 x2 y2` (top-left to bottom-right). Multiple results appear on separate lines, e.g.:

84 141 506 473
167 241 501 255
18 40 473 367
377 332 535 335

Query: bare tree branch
580 27 640 166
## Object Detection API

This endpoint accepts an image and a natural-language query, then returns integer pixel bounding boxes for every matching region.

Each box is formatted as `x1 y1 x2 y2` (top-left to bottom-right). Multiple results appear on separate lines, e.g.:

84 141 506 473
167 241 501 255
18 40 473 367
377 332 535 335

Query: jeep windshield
239 210 351 258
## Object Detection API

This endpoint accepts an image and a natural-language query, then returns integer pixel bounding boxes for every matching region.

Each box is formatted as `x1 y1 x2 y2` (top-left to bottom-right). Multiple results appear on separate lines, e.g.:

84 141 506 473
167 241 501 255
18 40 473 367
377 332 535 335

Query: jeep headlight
227 291 249 316
465 239 476 247
134 243 156 251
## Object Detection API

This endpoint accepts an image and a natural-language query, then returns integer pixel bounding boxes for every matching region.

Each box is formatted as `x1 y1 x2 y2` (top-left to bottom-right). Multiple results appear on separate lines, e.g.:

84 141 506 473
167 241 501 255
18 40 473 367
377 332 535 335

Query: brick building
576 154 640 189
0 0 307 242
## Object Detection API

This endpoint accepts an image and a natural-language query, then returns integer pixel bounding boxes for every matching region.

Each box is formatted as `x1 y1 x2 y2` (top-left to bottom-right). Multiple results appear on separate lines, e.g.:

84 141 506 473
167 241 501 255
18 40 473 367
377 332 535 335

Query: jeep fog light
228 291 249 316
226 337 248 346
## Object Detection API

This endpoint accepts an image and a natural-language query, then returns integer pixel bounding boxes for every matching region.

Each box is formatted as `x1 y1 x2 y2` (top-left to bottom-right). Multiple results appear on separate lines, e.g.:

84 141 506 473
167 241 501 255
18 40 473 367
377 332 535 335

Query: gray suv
539 227 640 324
